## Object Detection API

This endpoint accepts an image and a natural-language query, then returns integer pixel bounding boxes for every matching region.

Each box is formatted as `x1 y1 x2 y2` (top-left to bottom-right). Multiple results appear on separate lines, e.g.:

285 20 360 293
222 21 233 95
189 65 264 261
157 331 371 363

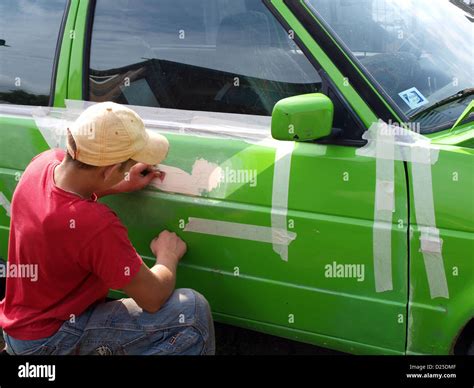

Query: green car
0 0 473 355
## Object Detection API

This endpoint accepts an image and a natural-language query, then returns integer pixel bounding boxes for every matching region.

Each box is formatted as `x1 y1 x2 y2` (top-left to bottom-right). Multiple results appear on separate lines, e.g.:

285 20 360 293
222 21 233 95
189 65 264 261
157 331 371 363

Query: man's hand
122 231 186 314
97 163 164 197
116 163 163 193
150 230 187 264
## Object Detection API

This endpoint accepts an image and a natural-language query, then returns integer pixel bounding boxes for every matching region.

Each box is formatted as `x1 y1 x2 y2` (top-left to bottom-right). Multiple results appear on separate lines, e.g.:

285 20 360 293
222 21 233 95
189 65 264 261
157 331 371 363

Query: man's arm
122 231 186 313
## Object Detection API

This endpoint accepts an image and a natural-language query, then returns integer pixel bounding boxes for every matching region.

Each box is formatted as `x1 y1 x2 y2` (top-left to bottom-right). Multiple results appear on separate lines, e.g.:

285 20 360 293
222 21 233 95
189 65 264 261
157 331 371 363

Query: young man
0 102 215 355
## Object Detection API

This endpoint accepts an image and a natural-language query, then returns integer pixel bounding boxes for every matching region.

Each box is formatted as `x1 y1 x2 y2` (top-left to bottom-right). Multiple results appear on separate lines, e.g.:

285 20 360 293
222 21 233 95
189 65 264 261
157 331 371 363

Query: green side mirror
271 93 334 141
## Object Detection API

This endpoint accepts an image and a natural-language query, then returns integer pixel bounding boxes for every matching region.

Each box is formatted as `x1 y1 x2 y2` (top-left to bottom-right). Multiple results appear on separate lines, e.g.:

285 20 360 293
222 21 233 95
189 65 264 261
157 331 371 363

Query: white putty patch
151 159 223 196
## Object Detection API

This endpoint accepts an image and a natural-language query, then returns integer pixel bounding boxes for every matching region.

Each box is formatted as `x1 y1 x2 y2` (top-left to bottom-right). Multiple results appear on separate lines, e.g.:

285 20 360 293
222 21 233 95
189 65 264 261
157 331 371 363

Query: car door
62 0 410 354
289 0 474 356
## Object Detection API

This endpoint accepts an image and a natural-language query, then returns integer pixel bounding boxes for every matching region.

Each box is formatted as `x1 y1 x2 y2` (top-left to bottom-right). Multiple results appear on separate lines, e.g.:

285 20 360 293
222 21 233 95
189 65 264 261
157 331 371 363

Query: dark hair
65 130 130 170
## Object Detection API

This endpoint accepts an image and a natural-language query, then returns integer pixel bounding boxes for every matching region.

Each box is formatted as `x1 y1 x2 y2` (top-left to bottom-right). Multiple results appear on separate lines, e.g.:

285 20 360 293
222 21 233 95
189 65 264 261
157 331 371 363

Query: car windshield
305 0 474 131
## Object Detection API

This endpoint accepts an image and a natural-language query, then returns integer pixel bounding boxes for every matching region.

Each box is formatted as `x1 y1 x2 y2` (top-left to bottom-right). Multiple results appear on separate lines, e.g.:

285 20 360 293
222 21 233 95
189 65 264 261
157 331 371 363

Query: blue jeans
3 288 215 355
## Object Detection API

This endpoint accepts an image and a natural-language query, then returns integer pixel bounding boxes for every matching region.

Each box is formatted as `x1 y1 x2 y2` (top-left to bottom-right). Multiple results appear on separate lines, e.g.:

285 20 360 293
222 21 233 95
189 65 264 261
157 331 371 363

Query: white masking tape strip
410 147 437 227
373 220 393 292
357 123 440 165
375 180 395 211
32 115 69 149
373 123 395 292
183 217 296 245
419 226 442 254
0 104 39 119
31 105 82 149
0 192 11 217
358 121 449 299
22 101 273 148
64 100 271 141
419 250 449 299
412 155 449 299
271 141 295 261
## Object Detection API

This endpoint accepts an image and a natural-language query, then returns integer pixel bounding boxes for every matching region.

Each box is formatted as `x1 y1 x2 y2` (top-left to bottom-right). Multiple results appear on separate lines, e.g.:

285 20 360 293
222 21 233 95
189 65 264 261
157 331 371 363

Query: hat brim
131 130 169 165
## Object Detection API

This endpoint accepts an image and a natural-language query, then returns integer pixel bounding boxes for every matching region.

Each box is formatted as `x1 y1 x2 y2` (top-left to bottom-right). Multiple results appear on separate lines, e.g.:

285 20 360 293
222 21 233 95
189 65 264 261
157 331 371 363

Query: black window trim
316 68 368 147
49 0 72 107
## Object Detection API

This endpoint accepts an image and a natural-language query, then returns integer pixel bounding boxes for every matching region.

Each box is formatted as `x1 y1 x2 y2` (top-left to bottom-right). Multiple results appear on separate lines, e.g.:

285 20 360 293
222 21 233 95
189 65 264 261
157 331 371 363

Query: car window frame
82 0 95 103
50 0 71 107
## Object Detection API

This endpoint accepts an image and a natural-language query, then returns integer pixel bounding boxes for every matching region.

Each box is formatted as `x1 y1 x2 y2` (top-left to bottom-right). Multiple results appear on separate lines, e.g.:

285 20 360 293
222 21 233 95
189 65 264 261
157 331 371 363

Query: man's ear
102 163 122 182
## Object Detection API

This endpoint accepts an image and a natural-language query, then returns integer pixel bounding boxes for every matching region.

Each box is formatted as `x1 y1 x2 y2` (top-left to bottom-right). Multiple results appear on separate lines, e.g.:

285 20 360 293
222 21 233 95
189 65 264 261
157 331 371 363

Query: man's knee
121 288 213 331
165 289 212 325
165 288 215 355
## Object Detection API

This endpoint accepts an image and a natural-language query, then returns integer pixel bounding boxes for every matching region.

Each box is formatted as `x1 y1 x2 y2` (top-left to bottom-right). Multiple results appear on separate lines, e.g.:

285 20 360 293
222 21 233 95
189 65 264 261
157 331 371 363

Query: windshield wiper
410 88 474 120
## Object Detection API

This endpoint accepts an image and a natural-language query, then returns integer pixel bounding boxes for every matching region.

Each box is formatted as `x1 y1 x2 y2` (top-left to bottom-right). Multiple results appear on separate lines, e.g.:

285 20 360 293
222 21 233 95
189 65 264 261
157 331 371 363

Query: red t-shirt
0 149 143 340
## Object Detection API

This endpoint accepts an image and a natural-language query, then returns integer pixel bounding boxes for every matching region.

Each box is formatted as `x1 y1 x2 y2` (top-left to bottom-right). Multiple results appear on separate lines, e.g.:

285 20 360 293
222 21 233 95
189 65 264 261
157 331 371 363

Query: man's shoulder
14 149 63 192
73 200 122 232
23 149 65 176
31 149 65 165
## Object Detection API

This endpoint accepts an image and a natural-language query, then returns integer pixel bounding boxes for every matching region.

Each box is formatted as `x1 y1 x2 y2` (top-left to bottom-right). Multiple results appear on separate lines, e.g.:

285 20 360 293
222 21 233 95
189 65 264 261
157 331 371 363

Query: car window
88 0 322 116
0 0 67 106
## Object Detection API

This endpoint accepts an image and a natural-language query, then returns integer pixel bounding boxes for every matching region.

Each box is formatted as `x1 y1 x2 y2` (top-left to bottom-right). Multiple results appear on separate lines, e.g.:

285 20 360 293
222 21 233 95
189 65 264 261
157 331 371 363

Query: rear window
0 0 67 106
